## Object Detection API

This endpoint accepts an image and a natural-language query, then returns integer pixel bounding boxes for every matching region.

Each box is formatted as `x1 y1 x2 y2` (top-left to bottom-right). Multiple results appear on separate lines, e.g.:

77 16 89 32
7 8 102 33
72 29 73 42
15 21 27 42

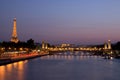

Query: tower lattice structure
11 18 19 43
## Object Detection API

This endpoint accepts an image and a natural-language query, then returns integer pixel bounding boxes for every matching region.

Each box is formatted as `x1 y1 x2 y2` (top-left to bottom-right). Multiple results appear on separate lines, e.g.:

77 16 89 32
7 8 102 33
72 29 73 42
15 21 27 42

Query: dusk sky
0 0 120 45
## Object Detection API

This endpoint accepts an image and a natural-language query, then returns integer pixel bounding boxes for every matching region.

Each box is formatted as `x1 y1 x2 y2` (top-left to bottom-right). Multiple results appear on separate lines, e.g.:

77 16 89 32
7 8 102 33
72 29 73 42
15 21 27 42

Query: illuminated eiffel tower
11 18 19 43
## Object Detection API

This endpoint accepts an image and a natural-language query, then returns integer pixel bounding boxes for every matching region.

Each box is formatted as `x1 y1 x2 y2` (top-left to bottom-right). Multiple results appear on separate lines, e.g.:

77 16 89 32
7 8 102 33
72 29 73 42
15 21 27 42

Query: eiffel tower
11 18 19 43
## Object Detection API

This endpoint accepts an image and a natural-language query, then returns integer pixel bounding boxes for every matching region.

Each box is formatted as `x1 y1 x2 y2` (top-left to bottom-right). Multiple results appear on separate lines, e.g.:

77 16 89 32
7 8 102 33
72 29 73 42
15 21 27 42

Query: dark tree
112 41 120 50
27 38 36 49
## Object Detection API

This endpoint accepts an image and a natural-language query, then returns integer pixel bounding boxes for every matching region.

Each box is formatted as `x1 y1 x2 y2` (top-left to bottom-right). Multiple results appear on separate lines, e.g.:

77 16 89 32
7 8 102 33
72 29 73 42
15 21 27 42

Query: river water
0 51 120 80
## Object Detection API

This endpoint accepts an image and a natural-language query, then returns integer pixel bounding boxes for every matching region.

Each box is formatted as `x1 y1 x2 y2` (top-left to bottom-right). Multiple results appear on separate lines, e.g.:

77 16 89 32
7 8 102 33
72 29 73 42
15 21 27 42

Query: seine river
0 51 120 80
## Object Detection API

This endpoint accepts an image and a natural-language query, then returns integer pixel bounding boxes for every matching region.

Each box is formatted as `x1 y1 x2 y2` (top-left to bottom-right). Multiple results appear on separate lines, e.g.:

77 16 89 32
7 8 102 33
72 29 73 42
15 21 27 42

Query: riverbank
0 53 48 66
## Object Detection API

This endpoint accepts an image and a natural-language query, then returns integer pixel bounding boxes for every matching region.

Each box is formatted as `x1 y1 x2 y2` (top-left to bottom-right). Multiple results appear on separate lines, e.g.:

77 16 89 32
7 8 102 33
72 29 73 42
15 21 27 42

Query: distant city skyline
0 0 120 45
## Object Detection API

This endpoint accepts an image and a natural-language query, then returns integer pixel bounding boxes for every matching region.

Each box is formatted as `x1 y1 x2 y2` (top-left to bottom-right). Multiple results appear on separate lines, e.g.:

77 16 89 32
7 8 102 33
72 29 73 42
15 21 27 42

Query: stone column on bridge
108 40 111 50
104 43 108 50
42 41 45 49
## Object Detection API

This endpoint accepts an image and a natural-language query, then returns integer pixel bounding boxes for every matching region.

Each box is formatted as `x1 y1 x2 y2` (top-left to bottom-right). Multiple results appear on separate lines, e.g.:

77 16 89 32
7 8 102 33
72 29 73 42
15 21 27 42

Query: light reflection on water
0 66 5 80
0 60 28 80
40 54 100 61
0 51 120 80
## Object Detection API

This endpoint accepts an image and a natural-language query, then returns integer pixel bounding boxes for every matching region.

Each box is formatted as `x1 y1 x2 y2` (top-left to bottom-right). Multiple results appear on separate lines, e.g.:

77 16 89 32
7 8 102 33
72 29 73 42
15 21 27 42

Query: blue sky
0 0 120 44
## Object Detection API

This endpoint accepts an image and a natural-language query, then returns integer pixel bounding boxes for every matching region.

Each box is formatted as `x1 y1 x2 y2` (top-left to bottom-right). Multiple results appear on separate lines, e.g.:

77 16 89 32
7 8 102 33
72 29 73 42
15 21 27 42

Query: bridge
47 47 103 52
43 47 117 59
